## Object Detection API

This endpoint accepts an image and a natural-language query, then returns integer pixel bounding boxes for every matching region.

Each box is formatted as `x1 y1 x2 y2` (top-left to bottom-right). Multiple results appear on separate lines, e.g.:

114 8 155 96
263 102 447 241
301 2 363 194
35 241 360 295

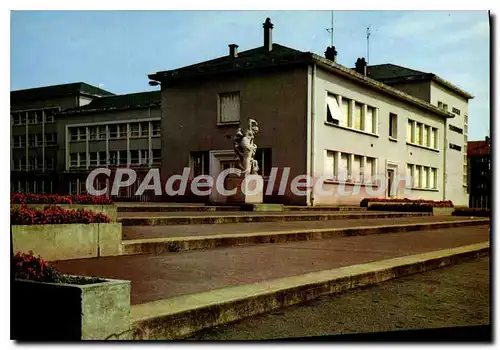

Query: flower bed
11 205 110 225
11 193 113 205
360 198 454 208
12 252 131 340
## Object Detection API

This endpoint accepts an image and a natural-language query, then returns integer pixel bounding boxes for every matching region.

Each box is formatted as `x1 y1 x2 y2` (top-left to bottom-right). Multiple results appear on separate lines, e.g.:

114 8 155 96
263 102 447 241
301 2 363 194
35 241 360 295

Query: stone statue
234 119 259 175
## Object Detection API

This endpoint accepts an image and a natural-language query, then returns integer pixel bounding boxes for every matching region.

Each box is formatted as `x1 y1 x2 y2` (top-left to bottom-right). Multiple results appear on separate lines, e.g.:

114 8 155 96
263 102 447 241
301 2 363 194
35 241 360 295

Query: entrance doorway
387 169 395 198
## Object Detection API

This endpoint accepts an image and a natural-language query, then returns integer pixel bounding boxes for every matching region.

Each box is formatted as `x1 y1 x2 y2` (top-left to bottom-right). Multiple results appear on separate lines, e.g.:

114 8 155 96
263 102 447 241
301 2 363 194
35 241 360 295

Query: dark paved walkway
187 257 490 340
53 225 490 305
122 216 485 240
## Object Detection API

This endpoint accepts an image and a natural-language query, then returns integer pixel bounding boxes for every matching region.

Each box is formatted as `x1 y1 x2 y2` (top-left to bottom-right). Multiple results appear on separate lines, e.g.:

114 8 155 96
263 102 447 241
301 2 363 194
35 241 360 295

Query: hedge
360 198 453 208
11 193 113 205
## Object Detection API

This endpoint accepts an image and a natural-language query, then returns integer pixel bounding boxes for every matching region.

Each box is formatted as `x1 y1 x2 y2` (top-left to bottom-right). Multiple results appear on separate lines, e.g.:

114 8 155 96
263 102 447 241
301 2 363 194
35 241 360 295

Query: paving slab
118 210 372 218
122 216 485 240
53 224 490 305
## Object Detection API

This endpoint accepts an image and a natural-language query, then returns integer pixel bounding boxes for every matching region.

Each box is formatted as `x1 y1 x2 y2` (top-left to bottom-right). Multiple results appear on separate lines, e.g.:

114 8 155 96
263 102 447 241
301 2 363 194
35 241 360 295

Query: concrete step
118 211 432 226
116 203 365 213
128 242 489 339
121 218 490 255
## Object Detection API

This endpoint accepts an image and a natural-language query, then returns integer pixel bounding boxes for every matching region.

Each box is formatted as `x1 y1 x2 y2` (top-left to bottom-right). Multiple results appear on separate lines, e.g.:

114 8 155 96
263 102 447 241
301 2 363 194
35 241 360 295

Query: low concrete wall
433 207 454 216
11 204 118 222
12 278 131 340
12 223 123 261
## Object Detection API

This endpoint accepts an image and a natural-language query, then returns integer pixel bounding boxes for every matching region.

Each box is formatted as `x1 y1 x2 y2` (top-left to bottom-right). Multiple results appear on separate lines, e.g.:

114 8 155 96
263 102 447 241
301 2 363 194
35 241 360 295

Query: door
387 169 394 198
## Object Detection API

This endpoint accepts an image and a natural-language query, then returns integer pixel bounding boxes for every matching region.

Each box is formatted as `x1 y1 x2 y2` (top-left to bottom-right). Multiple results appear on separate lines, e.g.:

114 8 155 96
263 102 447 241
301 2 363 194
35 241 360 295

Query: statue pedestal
225 174 263 204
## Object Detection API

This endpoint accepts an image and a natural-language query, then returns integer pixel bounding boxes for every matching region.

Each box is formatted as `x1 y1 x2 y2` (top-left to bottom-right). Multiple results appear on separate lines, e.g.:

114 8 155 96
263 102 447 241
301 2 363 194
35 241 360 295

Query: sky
10 10 490 140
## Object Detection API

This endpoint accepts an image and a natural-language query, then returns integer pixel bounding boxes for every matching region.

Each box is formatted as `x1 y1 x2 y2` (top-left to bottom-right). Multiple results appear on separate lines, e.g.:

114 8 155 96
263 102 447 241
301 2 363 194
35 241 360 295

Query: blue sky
11 10 489 140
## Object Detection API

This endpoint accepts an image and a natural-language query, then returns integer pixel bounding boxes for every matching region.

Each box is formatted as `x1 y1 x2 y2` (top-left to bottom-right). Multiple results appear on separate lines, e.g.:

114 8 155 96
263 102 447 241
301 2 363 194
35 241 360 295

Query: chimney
325 46 338 63
263 17 274 52
229 44 239 58
355 57 367 76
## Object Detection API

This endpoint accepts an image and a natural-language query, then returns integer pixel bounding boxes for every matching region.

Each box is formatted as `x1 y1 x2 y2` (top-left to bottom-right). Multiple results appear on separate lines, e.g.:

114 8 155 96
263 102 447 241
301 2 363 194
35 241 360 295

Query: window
89 127 97 140
98 151 107 166
89 152 98 167
218 92 240 123
354 103 362 130
139 150 149 165
12 113 20 126
14 135 25 148
422 126 429 147
325 151 336 180
70 128 78 141
19 112 26 125
431 128 438 149
389 113 397 138
35 110 43 124
438 101 448 112
118 124 128 138
415 123 422 145
79 152 87 167
422 167 429 188
152 149 161 165
341 98 351 127
109 151 118 166
27 111 36 124
78 127 87 141
152 122 161 136
44 109 56 123
452 107 460 115
326 93 342 125
449 143 462 151
365 106 375 133
414 166 421 188
340 153 351 181
365 158 374 183
130 150 139 164
119 150 128 165
430 168 437 189
141 122 149 137
350 155 360 182
407 120 414 143
109 125 118 139
191 151 209 177
99 126 107 140
70 153 78 167
449 124 463 134
130 123 140 138
407 164 414 187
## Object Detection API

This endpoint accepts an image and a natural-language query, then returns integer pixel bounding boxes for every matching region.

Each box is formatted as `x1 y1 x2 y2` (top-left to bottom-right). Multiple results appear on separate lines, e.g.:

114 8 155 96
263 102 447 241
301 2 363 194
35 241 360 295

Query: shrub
360 198 453 208
452 208 491 217
11 193 113 205
368 203 433 213
13 251 103 284
11 205 111 225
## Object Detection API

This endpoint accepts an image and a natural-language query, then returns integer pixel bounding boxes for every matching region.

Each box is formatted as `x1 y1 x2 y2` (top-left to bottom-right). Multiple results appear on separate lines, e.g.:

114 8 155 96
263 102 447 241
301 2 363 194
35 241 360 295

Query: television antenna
326 11 334 47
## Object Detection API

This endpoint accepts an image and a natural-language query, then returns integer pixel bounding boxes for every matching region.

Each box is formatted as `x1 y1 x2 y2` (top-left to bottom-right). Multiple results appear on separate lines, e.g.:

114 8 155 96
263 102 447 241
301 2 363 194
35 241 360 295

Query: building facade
149 18 472 206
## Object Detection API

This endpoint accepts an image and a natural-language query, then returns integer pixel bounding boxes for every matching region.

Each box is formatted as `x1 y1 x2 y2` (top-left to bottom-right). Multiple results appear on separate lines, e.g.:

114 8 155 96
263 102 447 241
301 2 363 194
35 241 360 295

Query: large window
218 92 240 124
326 150 375 183
407 163 438 189
389 113 398 139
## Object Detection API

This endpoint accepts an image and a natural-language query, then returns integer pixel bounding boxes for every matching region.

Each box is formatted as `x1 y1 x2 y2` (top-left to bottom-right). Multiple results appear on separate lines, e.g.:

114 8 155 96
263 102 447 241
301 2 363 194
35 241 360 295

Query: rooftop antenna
366 25 371 64
326 11 334 47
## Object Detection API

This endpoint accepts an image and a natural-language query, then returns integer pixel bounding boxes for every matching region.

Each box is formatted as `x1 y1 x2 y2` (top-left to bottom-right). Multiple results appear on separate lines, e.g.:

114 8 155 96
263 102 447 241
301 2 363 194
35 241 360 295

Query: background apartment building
10 83 114 193
10 83 161 199
149 18 472 206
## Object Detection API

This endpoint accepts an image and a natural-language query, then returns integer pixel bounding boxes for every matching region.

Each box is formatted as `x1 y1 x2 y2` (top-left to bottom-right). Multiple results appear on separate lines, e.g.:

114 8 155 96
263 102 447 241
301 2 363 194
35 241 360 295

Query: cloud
430 20 489 46
378 11 478 39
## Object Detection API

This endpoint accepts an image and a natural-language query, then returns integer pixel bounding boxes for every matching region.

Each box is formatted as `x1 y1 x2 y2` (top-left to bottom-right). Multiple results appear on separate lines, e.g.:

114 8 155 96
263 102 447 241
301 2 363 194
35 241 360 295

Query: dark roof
10 82 115 104
366 64 474 99
59 91 161 116
468 140 491 157
149 43 453 120
149 43 309 81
